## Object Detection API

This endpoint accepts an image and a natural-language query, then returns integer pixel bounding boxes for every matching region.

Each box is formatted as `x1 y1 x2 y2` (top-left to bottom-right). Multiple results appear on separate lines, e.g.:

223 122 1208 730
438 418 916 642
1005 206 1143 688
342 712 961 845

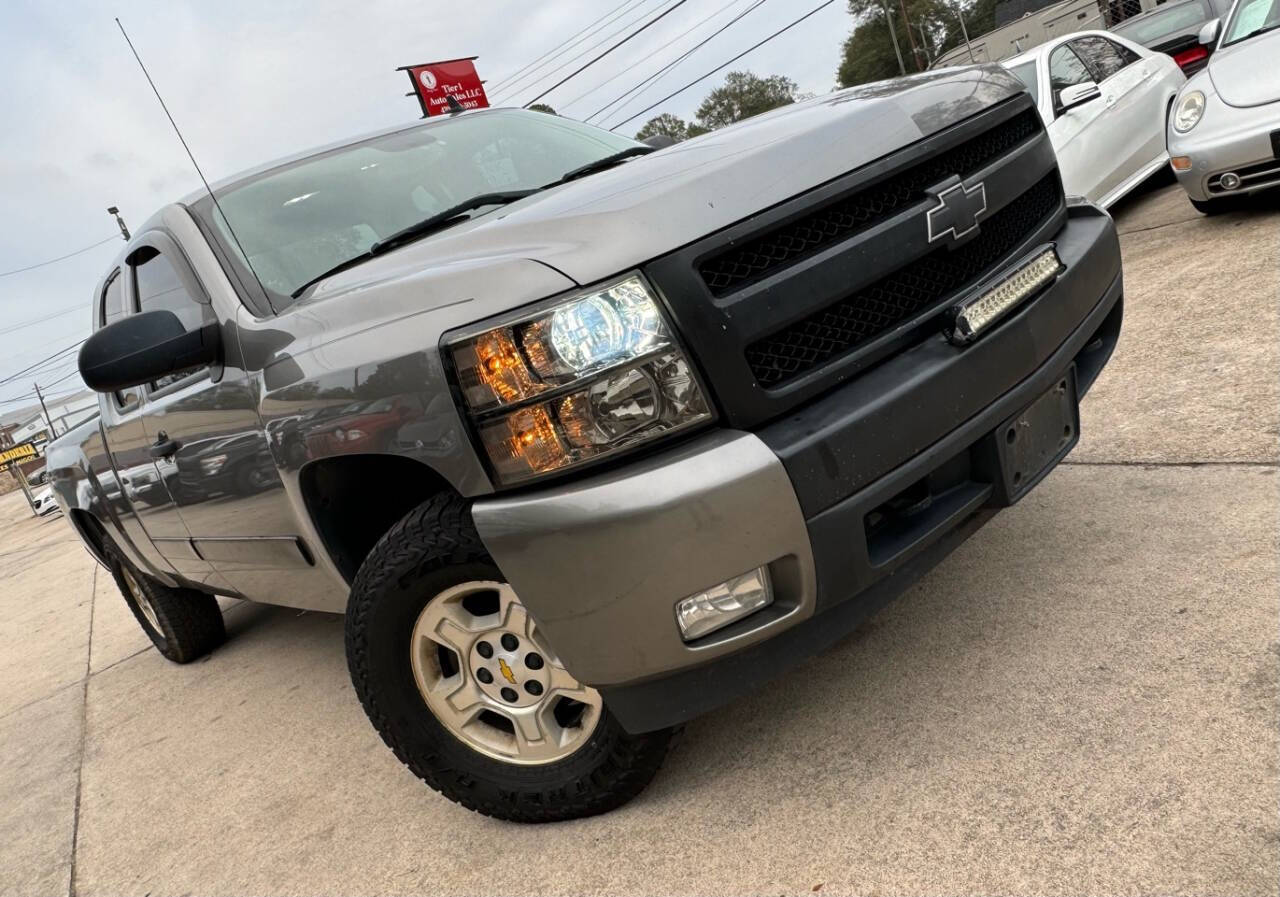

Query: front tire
345 493 674 823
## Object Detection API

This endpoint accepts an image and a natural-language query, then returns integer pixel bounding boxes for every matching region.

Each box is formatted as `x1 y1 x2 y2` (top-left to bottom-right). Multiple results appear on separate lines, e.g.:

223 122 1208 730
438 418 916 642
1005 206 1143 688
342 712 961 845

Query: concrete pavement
1 183 1276 896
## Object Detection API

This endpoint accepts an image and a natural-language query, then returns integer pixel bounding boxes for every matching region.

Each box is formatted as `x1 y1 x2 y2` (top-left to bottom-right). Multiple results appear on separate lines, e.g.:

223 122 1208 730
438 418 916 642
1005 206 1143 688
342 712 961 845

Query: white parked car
32 485 59 516
1003 31 1186 207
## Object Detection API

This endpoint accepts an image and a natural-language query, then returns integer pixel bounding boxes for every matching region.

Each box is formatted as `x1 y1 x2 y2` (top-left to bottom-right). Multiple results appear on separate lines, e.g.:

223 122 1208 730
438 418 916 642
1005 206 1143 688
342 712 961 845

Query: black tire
1190 195 1237 216
345 492 674 823
105 544 226 664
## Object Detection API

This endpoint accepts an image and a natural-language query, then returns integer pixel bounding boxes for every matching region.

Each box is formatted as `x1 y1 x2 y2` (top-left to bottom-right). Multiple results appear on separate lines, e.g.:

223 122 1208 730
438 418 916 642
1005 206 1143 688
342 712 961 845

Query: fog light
1170 156 1192 172
675 567 773 641
1219 171 1241 191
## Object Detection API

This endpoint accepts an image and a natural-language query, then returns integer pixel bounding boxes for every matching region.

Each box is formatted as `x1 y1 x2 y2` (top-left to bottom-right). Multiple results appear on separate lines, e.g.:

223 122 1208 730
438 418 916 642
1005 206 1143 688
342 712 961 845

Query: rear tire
105 544 226 663
345 492 674 823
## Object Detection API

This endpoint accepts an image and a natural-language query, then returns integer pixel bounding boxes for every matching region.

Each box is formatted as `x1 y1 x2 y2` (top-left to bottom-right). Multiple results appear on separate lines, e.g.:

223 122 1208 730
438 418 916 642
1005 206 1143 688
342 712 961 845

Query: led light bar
948 246 1063 345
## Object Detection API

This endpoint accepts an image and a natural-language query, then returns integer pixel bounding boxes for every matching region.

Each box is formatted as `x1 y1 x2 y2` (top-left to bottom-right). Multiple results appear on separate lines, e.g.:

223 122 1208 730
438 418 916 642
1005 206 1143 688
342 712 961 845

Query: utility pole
954 0 976 63
107 206 130 241
880 0 907 75
33 383 55 439
915 22 934 65
898 0 922 71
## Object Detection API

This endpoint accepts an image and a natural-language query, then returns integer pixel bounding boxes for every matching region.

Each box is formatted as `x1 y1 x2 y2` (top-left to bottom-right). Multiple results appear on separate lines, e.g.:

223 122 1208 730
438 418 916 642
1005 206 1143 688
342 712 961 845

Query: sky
0 0 854 423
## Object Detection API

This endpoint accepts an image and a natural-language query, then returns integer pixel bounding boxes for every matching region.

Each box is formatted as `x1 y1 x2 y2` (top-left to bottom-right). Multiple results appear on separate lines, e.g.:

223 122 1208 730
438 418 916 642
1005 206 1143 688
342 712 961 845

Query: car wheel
105 544 226 663
1190 196 1238 216
345 492 674 823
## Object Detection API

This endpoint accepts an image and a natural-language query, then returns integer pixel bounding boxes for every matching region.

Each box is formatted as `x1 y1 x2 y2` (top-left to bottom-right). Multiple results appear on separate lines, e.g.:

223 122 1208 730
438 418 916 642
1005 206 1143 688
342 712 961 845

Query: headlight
447 274 712 484
1173 90 1205 133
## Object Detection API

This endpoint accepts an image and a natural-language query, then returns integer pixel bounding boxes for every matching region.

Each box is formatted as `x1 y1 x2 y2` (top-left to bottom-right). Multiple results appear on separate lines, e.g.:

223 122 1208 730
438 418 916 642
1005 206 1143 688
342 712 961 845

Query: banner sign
398 57 489 118
0 441 38 473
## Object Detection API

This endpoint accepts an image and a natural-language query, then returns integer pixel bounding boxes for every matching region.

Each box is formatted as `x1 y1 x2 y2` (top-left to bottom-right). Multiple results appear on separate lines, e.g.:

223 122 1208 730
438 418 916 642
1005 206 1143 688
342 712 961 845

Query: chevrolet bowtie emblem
927 177 987 244
498 658 517 685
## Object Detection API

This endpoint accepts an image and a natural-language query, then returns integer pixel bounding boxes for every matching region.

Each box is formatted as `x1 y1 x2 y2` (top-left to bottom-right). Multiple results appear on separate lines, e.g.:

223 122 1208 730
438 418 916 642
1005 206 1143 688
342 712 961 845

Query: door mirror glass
1198 17 1221 45
1058 81 1102 111
79 310 220 394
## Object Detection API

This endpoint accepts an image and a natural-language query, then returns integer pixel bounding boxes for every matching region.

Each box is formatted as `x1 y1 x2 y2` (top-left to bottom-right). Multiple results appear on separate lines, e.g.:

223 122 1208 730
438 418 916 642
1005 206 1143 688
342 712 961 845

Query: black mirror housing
79 310 220 393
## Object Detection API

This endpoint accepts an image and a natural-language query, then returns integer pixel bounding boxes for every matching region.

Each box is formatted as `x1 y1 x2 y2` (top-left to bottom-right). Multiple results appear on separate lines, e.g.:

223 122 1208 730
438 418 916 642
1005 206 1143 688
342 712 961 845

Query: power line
488 0 643 96
557 0 752 113
587 0 768 124
493 0 662 105
0 235 119 280
0 303 87 337
39 368 83 389
523 0 695 109
608 0 837 131
0 385 82 408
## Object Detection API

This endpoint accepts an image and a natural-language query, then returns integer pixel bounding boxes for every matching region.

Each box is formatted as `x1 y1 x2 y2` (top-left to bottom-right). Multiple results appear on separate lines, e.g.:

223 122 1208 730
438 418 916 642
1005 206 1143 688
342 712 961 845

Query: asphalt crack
67 563 97 897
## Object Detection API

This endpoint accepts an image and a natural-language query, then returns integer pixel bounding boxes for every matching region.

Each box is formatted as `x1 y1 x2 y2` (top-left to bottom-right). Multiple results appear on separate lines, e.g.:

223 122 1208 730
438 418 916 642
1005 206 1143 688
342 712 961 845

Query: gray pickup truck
48 65 1123 822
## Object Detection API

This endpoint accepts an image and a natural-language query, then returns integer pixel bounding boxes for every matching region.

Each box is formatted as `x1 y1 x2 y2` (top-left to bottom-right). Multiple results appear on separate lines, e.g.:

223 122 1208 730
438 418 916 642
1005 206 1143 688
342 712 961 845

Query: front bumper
1169 95 1280 201
473 202 1123 733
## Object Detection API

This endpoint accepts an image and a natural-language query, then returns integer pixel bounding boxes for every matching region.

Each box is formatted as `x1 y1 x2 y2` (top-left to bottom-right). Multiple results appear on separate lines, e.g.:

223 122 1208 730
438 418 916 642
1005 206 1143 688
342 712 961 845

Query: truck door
118 235 229 588
93 267 184 580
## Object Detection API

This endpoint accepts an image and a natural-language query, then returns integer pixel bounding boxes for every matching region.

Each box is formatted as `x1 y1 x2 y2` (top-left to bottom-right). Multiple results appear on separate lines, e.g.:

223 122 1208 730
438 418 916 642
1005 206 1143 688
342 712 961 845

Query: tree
527 103 557 115
836 0 1001 87
635 113 702 142
694 71 799 129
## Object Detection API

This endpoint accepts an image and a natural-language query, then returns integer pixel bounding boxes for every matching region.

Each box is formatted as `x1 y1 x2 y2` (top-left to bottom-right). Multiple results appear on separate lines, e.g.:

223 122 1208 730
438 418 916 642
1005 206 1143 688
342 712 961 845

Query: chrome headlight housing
1173 90 1205 133
446 274 713 485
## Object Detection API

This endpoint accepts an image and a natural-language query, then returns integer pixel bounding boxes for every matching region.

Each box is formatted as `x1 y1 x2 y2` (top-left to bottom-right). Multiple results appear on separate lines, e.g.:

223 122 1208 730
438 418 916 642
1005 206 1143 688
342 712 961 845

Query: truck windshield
204 110 637 306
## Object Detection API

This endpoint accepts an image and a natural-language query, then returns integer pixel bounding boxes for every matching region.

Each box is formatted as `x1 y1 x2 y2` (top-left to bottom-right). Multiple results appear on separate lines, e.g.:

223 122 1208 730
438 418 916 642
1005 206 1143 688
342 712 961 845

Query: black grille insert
745 173 1063 387
698 108 1042 295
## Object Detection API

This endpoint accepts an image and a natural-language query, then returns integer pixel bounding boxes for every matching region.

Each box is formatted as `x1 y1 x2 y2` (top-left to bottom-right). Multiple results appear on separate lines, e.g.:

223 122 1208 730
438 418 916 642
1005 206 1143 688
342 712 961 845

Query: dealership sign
398 57 489 117
0 441 38 473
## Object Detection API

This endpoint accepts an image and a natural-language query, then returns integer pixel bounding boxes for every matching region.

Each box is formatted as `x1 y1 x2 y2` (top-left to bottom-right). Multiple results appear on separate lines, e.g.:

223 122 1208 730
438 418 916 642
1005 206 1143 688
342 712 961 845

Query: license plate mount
994 367 1080 504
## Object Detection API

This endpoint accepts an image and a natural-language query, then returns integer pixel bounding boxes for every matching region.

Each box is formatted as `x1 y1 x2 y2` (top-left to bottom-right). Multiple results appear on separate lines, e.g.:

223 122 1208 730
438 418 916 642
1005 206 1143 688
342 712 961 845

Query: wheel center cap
470 633 550 708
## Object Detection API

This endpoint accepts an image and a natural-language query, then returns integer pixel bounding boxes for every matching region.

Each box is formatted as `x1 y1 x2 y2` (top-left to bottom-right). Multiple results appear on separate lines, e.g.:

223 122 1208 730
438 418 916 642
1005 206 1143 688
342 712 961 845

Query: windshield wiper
289 190 538 298
369 190 540 255
551 146 656 186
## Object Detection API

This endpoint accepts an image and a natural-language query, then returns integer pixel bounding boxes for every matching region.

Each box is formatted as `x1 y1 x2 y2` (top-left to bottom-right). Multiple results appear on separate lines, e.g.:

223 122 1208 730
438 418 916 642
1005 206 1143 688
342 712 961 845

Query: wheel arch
299 453 458 584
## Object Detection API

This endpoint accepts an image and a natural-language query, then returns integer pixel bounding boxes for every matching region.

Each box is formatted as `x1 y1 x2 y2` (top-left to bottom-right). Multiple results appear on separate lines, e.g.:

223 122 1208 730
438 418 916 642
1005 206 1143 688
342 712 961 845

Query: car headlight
1173 90 1205 133
446 274 712 484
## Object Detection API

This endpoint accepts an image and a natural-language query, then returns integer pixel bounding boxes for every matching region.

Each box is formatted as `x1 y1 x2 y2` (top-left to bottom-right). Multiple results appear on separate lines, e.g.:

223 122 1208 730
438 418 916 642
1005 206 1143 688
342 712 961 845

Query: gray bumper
1169 95 1280 201
472 431 817 686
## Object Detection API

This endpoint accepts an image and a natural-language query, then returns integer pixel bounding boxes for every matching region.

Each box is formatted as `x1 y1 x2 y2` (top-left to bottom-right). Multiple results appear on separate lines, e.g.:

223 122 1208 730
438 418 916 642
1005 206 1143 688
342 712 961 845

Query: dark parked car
1110 0 1231 74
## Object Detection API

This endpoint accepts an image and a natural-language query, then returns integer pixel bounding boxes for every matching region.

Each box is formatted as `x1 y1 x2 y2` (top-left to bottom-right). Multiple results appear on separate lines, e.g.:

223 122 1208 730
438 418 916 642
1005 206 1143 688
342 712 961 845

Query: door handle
149 432 181 459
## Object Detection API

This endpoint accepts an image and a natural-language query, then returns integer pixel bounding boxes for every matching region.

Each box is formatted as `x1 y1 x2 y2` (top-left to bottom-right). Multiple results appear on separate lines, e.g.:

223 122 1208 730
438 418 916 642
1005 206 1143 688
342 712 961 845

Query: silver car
1168 0 1280 212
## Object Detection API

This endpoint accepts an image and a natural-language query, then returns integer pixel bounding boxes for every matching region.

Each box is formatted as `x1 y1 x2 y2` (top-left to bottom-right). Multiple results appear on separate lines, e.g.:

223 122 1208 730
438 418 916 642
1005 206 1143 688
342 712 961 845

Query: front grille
698 108 1042 295
745 173 1062 387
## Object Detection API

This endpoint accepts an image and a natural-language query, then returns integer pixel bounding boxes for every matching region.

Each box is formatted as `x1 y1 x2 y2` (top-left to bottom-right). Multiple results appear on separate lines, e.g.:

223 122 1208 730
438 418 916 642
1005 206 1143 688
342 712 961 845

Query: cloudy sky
0 0 853 421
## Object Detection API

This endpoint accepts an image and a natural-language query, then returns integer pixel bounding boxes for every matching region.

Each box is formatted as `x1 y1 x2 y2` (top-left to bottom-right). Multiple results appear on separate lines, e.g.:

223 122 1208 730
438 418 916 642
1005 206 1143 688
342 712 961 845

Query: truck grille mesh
698 108 1042 296
745 173 1062 387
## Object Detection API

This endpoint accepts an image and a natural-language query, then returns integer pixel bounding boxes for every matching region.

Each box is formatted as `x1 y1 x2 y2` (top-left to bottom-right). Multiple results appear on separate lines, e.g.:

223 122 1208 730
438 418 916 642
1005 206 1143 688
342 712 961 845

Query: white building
0 390 99 446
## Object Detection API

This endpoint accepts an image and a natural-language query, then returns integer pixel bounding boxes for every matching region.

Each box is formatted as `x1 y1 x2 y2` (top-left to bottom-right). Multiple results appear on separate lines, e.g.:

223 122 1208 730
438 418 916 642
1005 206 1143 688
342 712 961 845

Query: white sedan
1003 31 1186 208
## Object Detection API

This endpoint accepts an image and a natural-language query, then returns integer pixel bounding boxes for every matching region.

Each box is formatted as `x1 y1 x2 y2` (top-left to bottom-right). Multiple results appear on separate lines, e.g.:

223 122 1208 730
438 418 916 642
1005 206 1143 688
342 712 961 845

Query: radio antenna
115 18 274 310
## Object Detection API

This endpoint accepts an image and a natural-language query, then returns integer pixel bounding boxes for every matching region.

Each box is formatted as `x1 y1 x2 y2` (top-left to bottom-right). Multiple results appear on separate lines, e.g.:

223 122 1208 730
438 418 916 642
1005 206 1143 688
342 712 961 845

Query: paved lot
1 183 1276 896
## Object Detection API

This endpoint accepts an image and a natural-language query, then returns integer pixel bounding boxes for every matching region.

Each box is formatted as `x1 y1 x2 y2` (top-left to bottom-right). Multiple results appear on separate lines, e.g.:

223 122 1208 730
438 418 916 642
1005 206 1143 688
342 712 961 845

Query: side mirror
79 310 220 393
1058 81 1102 111
1198 17 1221 45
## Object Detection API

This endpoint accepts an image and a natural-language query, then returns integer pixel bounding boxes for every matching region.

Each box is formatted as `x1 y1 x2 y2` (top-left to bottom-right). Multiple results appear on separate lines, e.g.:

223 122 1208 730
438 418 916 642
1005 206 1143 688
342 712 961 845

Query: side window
1049 45 1093 100
130 246 214 392
99 272 139 409
1070 36 1131 80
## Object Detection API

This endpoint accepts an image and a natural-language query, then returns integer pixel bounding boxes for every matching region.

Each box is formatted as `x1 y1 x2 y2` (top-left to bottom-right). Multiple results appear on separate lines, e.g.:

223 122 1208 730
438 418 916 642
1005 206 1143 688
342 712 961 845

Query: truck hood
305 66 1024 303
1208 31 1280 107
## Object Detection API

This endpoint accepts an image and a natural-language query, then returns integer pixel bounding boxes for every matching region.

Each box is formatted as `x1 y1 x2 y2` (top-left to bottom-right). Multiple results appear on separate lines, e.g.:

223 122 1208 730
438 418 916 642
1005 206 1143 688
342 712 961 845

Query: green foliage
635 113 696 142
694 71 799 129
837 0 1002 87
